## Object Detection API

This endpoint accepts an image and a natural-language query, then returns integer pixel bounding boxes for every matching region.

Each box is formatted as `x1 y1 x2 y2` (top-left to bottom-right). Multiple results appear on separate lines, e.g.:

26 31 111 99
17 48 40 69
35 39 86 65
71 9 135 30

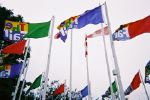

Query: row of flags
0 20 51 79
0 3 149 100
102 60 150 99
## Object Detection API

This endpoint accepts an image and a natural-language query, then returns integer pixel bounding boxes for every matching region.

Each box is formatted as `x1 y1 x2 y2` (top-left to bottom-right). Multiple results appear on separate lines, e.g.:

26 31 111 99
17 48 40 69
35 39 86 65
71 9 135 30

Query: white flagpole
139 70 150 100
84 35 92 100
69 29 73 100
12 39 30 100
42 16 55 100
18 58 30 100
104 2 125 100
100 23 114 100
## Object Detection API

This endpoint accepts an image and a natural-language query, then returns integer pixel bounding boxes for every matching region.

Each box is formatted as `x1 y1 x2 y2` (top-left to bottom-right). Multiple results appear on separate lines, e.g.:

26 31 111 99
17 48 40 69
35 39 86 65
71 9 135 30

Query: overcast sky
1 0 150 99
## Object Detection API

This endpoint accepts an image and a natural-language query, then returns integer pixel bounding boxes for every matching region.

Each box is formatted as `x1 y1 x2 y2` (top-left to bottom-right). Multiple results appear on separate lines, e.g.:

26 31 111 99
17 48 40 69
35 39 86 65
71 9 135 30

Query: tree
0 5 30 100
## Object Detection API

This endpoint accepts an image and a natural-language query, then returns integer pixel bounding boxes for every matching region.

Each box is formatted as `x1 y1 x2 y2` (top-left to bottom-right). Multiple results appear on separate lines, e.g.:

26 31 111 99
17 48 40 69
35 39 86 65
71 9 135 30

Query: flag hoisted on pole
42 16 55 100
84 35 92 100
104 2 126 100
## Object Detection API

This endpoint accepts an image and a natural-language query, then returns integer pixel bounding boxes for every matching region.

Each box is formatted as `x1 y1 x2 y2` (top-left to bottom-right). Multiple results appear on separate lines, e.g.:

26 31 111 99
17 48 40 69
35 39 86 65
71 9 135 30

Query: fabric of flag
0 63 22 78
56 5 104 42
72 5 104 29
24 21 50 38
86 26 109 38
80 85 88 98
3 20 28 41
102 81 118 98
57 16 79 30
145 60 150 84
2 40 26 55
26 74 42 94
112 15 150 41
124 71 141 95
85 36 88 57
53 84 64 95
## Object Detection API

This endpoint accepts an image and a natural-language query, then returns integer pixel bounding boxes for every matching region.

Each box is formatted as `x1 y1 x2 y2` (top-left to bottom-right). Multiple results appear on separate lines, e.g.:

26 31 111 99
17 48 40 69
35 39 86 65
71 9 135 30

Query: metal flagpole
100 23 114 100
18 58 30 100
12 39 30 100
139 70 150 100
104 2 125 100
69 29 73 100
84 35 92 100
42 16 55 100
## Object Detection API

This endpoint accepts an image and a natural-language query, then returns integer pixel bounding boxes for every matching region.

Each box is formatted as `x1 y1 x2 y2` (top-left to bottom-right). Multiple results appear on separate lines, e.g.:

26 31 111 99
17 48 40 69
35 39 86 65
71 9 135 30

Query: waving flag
145 60 150 84
80 85 88 98
124 71 141 95
56 5 104 42
2 40 27 54
56 16 79 42
4 20 50 41
0 63 22 78
73 5 104 29
53 84 64 95
102 81 118 99
86 26 109 38
26 74 42 94
113 15 150 41
24 21 50 38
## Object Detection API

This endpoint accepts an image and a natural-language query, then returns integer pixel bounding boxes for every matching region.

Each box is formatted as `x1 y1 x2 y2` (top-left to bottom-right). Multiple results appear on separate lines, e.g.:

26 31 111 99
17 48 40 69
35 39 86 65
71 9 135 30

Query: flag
145 60 150 84
2 40 26 55
124 71 141 95
3 20 28 41
80 85 88 98
56 5 104 42
113 15 150 41
56 15 79 42
3 20 50 41
24 21 50 38
0 63 22 78
86 26 109 38
102 81 118 98
85 36 88 57
72 5 104 29
26 74 42 94
53 84 64 95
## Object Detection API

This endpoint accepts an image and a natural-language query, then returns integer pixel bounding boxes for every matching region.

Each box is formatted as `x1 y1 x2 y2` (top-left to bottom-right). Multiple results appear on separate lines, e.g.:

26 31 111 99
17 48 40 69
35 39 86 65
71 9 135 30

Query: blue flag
81 85 88 98
73 5 104 29
57 5 104 42
0 63 22 78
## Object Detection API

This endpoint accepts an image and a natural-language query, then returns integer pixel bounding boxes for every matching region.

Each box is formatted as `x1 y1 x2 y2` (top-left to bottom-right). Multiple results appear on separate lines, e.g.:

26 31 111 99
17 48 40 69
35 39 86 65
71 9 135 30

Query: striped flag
86 26 109 38
85 35 88 57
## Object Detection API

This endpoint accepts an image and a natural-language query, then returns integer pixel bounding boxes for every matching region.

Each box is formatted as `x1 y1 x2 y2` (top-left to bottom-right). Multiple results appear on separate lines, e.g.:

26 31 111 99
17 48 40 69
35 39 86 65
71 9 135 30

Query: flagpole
139 70 150 100
104 2 125 100
69 29 73 100
100 23 114 100
12 39 30 100
42 16 55 100
84 35 92 100
18 58 30 100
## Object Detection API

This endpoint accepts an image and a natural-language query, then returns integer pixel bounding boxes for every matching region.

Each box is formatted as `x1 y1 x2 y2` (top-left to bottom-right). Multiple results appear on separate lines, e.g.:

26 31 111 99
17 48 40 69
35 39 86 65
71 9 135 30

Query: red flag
131 71 141 90
54 32 61 39
113 15 150 41
129 15 150 38
86 26 109 38
53 84 64 95
2 40 27 54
